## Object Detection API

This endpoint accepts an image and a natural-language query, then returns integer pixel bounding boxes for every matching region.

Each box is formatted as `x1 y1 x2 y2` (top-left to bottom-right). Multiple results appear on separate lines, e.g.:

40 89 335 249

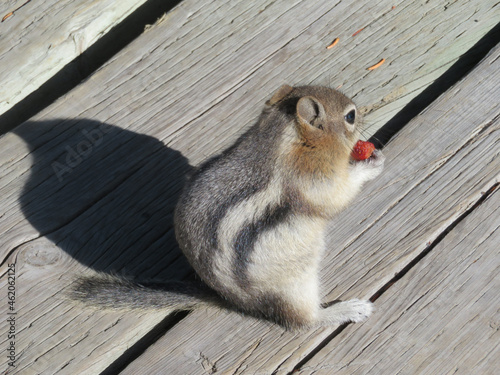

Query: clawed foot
337 298 374 323
319 298 374 325
351 149 385 181
366 149 385 168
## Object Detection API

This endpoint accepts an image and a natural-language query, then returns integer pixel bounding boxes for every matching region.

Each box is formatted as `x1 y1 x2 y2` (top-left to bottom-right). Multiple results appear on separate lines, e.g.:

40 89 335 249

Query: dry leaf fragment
352 28 364 37
2 12 13 22
326 38 339 49
367 58 385 70
2 0 32 23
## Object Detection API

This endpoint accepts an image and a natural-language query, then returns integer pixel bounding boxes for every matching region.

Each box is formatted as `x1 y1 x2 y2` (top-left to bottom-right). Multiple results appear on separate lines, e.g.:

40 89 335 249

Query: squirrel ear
296 96 326 129
266 84 293 106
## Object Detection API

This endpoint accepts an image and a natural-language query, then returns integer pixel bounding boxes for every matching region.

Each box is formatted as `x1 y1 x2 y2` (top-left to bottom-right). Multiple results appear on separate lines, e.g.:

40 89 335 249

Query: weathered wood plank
118 45 500 375
298 187 500 375
1 238 169 375
0 0 497 270
1 0 498 256
0 0 498 373
0 0 150 116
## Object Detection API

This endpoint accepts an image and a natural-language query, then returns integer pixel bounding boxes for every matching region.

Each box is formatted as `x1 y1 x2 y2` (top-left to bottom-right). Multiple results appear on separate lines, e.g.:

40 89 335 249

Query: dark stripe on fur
206 185 263 248
233 200 292 287
174 110 296 299
252 293 310 330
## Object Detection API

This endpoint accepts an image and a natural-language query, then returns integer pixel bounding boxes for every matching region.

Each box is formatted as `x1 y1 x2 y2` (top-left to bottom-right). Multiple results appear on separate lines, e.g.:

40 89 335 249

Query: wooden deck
0 1 499 374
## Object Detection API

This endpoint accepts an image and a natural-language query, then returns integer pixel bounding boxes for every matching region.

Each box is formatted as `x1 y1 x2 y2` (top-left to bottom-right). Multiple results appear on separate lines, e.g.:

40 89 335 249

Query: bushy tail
68 273 223 311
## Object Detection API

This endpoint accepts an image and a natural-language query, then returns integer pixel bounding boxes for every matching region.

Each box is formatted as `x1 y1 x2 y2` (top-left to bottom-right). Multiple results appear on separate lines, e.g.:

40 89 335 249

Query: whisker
358 127 386 148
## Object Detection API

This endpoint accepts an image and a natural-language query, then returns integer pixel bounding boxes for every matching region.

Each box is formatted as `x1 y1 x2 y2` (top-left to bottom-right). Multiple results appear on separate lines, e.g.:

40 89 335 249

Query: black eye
345 110 356 124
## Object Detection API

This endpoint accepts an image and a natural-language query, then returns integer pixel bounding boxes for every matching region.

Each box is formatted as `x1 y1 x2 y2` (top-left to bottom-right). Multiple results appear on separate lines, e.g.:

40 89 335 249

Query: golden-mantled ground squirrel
71 85 385 330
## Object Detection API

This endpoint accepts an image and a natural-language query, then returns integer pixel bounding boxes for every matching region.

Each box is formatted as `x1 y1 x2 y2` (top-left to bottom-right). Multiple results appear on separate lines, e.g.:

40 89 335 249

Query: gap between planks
106 43 500 375
0 1 498 374
287 181 500 375
0 0 182 135
116 41 500 375
2 5 498 270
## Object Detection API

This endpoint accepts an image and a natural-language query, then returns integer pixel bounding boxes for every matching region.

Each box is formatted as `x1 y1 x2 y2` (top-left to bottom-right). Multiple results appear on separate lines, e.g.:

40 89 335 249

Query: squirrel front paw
351 149 385 181
366 149 385 169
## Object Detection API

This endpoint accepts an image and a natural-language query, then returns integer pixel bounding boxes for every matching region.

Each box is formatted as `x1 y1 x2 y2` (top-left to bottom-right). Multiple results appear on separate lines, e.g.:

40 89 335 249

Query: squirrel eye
344 109 356 124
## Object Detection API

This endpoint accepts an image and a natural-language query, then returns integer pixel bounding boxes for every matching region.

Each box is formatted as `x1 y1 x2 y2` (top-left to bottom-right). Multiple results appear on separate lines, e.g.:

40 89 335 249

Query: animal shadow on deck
14 119 195 282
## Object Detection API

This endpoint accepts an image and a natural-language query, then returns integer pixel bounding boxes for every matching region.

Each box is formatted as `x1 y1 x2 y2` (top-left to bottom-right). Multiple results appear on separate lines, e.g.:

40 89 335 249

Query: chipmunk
70 85 385 330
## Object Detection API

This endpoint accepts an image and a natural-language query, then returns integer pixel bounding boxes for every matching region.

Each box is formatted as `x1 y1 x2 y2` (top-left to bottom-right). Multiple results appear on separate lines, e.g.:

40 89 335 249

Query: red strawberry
351 140 375 161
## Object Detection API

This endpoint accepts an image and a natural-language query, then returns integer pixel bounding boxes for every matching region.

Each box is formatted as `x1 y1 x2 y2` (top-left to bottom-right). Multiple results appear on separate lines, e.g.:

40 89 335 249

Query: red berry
351 140 375 161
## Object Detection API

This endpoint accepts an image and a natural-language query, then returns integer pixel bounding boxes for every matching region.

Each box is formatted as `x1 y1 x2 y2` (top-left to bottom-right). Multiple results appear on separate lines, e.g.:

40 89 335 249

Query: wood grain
0 0 498 373
299 188 500 375
1 0 498 266
0 0 149 116
119 44 500 375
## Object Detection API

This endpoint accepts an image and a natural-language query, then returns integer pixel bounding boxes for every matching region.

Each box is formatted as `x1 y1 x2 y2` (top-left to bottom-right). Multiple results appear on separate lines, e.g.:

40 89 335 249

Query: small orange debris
326 38 339 49
1 12 13 22
352 28 364 37
367 58 386 71
2 0 32 23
